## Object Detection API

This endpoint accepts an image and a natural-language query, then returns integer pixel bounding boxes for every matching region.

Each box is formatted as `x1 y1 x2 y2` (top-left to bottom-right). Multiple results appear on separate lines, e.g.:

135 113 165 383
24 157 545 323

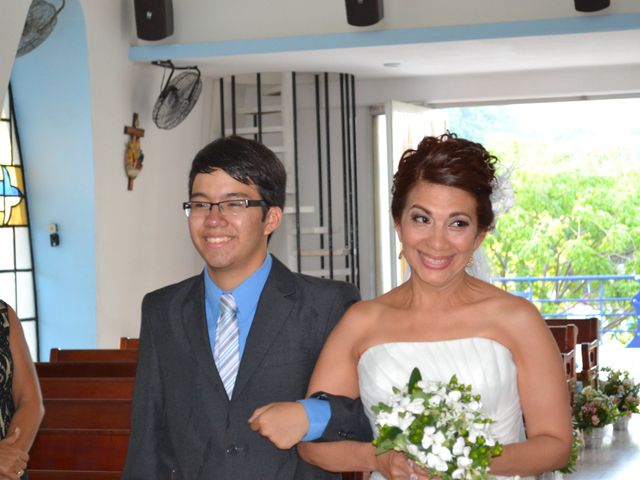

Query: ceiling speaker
345 0 384 27
134 0 174 41
574 0 610 12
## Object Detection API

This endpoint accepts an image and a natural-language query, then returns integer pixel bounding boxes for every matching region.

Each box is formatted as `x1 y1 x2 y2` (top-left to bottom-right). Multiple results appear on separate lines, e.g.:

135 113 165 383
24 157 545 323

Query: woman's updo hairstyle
391 132 498 231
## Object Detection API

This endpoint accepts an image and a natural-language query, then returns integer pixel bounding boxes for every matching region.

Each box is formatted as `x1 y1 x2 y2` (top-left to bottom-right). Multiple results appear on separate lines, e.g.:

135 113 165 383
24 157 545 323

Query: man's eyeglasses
182 199 267 217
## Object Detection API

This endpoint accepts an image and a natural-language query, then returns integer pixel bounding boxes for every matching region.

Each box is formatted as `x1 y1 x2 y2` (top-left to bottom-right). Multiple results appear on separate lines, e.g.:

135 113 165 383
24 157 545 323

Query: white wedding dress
358 337 532 480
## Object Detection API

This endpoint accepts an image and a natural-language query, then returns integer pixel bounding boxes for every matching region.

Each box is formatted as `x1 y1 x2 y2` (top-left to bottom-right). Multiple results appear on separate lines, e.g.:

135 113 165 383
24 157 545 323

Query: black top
0 300 15 439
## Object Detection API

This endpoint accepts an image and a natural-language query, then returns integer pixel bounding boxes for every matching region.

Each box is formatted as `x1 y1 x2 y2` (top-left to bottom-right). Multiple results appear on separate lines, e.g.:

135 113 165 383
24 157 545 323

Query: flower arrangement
372 368 503 480
599 367 640 417
572 385 617 432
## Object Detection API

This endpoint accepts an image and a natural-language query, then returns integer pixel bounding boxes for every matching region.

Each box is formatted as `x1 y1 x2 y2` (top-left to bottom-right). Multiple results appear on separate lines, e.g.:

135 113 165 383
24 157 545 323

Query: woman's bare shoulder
478 287 549 350
338 295 389 327
476 282 539 317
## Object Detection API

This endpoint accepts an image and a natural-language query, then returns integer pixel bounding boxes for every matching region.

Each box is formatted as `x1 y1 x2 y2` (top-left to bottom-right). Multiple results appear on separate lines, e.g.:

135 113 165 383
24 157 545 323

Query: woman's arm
296 303 424 478
297 441 429 479
0 304 44 478
490 297 573 476
249 303 366 448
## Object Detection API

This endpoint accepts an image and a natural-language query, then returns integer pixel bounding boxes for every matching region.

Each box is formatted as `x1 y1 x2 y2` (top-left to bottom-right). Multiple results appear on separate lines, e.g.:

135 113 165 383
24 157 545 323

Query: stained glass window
0 89 38 360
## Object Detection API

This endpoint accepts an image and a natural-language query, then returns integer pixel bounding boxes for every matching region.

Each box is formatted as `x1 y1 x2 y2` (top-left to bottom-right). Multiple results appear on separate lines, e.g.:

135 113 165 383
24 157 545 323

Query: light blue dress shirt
203 253 329 440
205 253 272 359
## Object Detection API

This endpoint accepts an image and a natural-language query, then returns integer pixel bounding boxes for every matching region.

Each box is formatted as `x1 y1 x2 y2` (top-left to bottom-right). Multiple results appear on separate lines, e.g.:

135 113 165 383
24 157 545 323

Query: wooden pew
342 473 369 480
548 324 578 405
36 361 136 378
31 359 136 478
29 429 130 470
119 337 139 350
50 348 138 363
30 471 121 480
39 377 134 400
546 317 599 388
41 399 131 429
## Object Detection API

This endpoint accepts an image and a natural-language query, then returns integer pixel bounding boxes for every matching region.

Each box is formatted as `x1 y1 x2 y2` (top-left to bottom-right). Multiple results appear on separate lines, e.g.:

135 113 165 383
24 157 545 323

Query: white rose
405 398 426 414
397 412 416 431
447 390 462 403
433 444 452 462
452 468 464 479
467 401 481 411
406 443 421 457
421 426 436 449
426 453 448 472
452 437 466 455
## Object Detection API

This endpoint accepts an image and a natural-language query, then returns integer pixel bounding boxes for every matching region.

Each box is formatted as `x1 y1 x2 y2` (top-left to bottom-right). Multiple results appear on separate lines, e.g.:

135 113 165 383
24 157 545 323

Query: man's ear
263 207 282 236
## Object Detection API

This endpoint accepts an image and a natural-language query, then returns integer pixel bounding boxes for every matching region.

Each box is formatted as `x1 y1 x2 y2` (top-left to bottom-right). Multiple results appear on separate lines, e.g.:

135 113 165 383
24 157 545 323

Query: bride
254 133 572 479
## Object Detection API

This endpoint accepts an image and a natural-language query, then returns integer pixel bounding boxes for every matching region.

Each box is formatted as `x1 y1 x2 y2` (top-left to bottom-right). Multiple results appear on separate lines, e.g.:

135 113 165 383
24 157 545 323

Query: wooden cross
123 113 145 190
124 113 145 139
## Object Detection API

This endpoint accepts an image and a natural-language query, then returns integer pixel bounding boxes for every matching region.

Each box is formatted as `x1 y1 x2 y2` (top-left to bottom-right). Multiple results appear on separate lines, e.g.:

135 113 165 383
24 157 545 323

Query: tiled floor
569 415 640 479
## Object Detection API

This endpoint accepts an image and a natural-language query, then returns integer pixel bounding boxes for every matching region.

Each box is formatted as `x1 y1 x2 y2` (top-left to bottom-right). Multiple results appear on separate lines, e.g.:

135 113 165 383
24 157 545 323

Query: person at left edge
122 135 370 480
0 300 45 480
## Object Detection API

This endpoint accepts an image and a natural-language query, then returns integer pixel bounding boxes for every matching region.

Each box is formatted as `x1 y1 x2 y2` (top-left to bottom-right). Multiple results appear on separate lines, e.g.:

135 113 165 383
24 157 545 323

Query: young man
122 136 369 480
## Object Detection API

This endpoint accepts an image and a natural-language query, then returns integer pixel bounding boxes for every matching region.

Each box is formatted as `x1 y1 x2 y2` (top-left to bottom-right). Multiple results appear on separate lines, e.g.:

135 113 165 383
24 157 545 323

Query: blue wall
11 0 95 359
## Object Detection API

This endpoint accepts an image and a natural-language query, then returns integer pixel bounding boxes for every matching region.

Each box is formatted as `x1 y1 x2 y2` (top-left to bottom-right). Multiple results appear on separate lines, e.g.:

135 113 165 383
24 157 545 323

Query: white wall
356 64 640 107
0 1 29 112
132 0 640 45
81 0 205 348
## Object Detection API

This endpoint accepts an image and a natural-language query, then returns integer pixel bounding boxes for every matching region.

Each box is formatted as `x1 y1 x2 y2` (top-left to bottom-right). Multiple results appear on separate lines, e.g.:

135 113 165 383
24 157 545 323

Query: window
0 89 38 360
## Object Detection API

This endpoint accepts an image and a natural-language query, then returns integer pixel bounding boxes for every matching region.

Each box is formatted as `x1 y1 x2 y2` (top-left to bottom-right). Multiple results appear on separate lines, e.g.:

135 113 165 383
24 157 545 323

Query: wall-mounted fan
17 0 65 57
151 60 202 130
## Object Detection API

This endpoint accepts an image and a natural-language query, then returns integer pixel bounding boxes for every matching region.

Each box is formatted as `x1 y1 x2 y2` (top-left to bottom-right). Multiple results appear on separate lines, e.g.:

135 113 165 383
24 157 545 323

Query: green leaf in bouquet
373 425 402 445
422 412 437 427
374 437 398 455
408 367 422 394
408 419 425 444
371 403 392 415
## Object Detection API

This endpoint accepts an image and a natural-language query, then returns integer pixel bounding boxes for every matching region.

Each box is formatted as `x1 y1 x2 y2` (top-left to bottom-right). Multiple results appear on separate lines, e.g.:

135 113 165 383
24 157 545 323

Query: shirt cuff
297 398 331 441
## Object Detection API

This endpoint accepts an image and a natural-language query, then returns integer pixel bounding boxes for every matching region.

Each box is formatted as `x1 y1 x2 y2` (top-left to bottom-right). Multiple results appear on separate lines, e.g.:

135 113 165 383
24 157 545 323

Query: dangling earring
466 255 474 268
398 250 404 260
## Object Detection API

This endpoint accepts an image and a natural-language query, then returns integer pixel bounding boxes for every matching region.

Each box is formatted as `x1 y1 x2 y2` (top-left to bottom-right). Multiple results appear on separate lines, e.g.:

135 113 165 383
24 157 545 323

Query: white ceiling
175 29 640 80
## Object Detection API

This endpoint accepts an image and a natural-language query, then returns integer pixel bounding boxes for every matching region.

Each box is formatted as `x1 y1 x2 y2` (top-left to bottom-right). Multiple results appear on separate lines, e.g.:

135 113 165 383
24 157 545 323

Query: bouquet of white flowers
372 368 503 480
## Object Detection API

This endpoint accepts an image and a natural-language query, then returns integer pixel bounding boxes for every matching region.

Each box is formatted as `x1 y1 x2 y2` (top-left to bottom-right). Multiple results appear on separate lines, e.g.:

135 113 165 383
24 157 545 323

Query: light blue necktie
214 293 240 398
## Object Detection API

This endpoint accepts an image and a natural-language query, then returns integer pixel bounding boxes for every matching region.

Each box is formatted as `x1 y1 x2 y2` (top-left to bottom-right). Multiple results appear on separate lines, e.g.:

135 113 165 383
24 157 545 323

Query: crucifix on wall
124 113 145 191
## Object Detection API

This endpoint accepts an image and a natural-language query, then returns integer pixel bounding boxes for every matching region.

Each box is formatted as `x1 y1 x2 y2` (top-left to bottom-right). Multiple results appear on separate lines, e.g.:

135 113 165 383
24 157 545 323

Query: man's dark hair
189 136 287 217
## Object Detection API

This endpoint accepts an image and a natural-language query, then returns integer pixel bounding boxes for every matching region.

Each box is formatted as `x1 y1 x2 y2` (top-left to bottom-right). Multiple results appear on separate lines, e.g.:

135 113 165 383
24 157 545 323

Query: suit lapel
232 258 296 399
179 274 227 395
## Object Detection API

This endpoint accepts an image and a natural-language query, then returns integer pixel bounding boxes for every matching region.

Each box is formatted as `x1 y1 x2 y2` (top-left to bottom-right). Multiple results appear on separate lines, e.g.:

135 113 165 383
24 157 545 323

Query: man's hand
249 402 309 449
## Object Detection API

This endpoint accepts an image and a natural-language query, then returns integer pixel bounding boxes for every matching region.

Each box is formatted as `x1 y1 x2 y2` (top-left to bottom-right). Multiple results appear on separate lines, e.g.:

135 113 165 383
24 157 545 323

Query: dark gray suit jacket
122 257 362 480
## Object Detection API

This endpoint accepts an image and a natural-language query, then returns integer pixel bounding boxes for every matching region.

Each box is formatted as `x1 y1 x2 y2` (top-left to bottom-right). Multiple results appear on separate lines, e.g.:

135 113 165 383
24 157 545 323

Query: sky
448 97 640 156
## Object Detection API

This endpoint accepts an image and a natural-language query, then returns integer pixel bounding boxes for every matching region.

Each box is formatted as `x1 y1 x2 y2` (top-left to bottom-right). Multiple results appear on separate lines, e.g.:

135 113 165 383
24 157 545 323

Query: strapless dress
358 337 531 480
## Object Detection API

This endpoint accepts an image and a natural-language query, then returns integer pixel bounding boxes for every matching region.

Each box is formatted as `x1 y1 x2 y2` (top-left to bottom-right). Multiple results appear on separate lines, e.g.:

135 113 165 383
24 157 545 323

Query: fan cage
17 0 65 58
152 67 202 130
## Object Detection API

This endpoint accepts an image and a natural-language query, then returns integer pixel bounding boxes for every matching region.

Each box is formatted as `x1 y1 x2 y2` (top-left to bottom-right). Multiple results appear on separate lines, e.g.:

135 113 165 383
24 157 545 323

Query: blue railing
491 275 640 345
